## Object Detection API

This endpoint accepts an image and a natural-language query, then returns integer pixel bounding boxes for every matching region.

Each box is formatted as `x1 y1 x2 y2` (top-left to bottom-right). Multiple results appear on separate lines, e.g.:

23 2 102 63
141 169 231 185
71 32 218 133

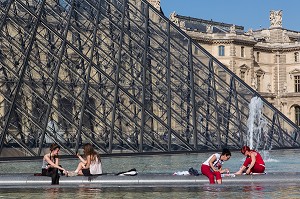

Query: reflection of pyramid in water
0 0 299 157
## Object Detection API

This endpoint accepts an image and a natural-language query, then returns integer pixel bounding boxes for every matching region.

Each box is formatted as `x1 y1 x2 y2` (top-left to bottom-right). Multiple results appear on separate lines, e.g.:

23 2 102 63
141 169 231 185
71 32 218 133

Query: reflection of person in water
235 146 265 175
44 187 59 199
201 148 231 184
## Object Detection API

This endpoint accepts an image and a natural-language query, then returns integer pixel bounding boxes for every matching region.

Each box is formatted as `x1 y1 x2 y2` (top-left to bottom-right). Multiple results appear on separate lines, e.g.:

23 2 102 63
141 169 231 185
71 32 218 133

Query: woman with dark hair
70 143 102 176
201 148 231 184
41 143 67 184
235 146 265 175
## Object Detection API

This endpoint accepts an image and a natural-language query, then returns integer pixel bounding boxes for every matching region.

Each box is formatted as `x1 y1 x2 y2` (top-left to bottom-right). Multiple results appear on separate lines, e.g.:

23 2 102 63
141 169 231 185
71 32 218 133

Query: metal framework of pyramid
0 0 299 157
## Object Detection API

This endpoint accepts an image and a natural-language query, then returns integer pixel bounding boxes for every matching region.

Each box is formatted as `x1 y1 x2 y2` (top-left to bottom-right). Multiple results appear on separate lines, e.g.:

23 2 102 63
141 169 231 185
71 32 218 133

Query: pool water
0 149 299 198
0 184 299 199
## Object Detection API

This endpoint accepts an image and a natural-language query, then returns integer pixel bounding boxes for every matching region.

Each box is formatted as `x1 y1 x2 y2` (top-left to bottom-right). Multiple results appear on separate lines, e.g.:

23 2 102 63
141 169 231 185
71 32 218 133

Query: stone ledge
0 172 299 187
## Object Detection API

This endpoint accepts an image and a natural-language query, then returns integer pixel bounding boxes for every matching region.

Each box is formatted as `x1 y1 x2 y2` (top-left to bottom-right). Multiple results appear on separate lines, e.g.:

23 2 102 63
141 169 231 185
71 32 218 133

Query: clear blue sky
160 0 300 31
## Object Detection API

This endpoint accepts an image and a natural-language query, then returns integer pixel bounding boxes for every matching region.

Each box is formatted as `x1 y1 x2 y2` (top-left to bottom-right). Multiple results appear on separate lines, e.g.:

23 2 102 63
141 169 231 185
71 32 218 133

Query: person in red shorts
201 148 231 184
235 146 265 175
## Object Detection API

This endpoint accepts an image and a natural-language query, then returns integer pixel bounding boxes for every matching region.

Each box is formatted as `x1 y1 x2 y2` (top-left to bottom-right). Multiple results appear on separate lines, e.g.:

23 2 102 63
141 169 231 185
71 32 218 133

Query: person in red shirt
235 146 265 175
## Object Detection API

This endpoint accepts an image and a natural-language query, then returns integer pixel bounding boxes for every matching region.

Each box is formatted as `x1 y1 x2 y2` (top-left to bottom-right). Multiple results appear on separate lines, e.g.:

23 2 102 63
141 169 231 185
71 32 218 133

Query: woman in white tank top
69 143 102 176
201 148 231 184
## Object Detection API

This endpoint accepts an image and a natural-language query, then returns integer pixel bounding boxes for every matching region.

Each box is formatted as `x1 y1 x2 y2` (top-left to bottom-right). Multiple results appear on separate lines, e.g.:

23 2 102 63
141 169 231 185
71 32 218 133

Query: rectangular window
218 69 227 82
240 71 245 81
295 75 300 92
194 47 198 55
296 107 300 126
295 52 299 62
257 75 261 92
256 52 260 62
218 45 225 56
241 46 244 57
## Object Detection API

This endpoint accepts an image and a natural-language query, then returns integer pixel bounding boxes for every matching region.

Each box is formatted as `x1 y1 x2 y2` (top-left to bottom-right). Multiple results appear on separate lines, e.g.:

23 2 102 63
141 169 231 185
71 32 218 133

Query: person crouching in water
235 146 265 175
201 148 231 184
42 143 67 184
69 143 102 176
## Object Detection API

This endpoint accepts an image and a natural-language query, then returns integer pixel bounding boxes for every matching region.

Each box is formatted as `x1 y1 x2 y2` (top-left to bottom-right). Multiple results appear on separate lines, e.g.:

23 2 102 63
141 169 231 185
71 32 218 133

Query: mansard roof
169 12 300 51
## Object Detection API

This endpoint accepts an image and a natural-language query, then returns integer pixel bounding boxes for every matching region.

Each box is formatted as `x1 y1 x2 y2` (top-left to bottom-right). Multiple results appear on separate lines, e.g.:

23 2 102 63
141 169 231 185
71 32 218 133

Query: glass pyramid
0 0 299 157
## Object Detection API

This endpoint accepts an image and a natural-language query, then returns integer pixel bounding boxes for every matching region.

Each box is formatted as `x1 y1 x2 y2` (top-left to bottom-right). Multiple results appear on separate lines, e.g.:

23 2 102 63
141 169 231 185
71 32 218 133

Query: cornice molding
254 45 300 53
239 64 250 71
255 68 266 76
289 69 300 75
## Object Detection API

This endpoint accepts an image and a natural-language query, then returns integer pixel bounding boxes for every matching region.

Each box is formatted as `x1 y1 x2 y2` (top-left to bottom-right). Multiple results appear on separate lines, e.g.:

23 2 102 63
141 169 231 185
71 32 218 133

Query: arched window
218 45 225 56
295 106 300 126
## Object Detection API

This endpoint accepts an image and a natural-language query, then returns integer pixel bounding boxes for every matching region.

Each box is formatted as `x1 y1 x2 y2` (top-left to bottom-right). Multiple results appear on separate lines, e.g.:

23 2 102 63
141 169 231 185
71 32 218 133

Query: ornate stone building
154 6 300 126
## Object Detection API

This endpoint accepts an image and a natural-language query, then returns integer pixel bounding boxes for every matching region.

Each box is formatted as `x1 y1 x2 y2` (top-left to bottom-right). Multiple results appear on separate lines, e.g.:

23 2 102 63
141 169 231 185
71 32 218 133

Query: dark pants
42 167 62 185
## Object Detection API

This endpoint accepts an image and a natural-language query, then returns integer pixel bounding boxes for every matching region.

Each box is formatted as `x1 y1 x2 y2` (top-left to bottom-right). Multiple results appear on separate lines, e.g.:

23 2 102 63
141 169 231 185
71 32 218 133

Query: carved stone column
230 44 236 73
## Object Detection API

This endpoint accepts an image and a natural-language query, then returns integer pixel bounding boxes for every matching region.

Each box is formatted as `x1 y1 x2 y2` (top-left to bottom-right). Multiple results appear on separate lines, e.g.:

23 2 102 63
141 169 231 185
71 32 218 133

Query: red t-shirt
243 150 265 167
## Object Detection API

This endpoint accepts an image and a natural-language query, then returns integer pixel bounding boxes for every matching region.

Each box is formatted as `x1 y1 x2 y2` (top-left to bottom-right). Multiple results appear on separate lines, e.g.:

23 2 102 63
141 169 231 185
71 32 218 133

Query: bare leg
216 179 222 184
235 166 246 175
75 162 86 175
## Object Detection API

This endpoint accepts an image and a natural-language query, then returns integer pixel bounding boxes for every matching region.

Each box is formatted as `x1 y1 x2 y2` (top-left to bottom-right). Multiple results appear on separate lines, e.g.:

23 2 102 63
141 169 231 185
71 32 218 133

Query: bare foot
68 171 78 177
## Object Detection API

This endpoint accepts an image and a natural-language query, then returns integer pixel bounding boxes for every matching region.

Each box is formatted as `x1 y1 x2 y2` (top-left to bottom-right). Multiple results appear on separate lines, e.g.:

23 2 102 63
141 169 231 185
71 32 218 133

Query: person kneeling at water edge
69 143 102 176
235 146 265 175
201 148 231 184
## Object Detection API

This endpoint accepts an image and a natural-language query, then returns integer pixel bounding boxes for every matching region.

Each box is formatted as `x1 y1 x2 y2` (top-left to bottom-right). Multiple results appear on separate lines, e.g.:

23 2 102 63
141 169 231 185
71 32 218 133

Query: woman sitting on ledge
41 143 67 184
235 146 265 175
69 143 102 176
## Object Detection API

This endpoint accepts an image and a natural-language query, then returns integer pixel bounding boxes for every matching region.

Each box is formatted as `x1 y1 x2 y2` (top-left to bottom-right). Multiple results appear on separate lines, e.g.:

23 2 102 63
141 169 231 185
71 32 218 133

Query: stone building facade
148 0 300 126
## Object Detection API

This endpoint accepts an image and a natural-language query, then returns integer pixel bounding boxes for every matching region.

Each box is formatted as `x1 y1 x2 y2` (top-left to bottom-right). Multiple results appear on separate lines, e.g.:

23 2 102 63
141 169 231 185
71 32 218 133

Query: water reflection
0 149 300 198
43 188 60 199
0 185 299 199
1 149 300 174
242 185 265 199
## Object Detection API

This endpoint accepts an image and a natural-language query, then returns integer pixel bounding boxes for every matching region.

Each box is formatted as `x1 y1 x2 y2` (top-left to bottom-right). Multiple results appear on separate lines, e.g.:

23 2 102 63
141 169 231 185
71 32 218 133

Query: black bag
188 167 200 176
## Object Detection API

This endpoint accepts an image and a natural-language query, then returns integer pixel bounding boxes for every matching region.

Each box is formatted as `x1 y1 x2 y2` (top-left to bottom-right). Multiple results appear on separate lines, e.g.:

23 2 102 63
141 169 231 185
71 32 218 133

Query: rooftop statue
270 10 282 28
170 11 179 26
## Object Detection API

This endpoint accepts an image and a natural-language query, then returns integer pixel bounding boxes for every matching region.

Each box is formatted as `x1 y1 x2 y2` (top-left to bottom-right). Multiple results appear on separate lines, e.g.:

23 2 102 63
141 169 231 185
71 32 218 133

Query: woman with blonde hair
70 143 102 176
